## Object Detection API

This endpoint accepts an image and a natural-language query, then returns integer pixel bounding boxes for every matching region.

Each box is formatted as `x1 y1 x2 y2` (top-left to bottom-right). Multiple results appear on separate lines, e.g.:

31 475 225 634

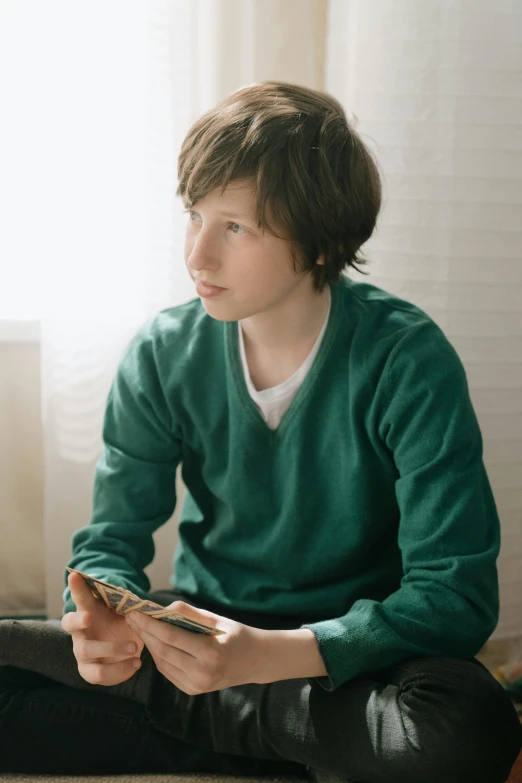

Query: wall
0 340 45 612
0 334 183 614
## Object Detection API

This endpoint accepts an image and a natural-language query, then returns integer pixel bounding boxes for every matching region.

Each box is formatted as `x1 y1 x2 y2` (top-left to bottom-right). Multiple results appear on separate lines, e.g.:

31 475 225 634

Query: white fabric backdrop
36 0 328 617
325 0 522 638
7 0 517 629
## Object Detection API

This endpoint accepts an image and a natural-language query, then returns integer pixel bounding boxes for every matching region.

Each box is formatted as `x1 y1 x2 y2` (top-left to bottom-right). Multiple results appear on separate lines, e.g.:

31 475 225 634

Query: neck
240 280 331 356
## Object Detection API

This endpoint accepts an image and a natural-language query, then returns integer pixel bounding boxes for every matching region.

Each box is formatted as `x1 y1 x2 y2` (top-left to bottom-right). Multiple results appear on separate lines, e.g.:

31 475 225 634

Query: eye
229 222 247 235
183 210 247 235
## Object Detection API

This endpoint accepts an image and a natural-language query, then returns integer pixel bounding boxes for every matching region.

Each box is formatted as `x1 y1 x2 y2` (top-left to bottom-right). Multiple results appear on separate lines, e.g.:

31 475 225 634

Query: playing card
66 567 225 636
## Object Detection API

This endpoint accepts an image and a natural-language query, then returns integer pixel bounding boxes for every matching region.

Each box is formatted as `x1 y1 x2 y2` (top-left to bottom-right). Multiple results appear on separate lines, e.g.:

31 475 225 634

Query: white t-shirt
238 287 332 430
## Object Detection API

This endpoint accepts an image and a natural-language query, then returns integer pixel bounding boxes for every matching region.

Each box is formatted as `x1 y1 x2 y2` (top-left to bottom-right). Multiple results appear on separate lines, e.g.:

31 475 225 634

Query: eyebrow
216 210 253 220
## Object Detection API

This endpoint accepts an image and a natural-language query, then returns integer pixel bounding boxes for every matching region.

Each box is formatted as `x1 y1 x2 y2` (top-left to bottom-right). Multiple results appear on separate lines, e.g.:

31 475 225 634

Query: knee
396 657 522 783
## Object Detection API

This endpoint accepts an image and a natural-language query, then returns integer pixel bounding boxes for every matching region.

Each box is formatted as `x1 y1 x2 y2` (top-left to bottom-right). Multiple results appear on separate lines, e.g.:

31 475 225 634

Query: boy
1 81 521 781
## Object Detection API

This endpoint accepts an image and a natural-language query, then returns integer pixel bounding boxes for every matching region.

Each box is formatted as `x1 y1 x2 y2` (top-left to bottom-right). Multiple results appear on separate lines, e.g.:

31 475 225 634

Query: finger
68 572 100 612
129 622 194 667
126 611 201 657
154 655 186 686
79 657 142 687
166 599 221 632
61 610 92 635
153 653 206 696
74 638 140 663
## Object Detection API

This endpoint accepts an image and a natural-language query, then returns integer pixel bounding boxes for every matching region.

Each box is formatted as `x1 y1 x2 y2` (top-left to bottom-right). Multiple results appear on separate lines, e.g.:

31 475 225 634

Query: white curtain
16 0 519 631
37 0 327 618
325 0 522 639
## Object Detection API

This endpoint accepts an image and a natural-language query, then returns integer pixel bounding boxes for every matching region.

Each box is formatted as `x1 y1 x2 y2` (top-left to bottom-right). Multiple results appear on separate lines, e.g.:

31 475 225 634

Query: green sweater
64 276 500 691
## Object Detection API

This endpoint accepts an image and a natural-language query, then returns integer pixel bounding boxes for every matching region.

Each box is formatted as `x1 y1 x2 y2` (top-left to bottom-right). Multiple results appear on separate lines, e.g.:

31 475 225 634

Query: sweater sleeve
301 320 501 691
62 322 182 615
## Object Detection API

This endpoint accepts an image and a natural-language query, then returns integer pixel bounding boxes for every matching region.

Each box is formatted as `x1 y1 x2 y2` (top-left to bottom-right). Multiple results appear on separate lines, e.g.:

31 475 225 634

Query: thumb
68 571 100 612
166 599 221 632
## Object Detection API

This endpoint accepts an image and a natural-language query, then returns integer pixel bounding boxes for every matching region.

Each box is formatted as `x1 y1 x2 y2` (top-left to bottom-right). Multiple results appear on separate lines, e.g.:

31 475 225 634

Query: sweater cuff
300 624 337 691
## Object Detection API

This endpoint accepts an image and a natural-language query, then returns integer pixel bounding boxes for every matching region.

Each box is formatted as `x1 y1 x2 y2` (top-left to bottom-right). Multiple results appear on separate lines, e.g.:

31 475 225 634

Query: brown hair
176 81 382 293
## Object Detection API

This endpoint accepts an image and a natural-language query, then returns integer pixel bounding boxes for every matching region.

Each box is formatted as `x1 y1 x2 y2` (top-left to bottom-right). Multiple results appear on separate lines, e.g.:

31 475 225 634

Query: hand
125 600 269 695
61 571 145 686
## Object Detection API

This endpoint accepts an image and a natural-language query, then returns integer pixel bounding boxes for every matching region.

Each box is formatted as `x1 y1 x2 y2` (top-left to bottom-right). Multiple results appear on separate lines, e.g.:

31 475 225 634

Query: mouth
195 279 227 298
196 280 226 289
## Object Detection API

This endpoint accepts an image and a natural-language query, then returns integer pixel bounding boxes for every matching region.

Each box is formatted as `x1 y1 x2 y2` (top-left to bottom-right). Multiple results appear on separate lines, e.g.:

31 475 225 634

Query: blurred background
0 0 521 647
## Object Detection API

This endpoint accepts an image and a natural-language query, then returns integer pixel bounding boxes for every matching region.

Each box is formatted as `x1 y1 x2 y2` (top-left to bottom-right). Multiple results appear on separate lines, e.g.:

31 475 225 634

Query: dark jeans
0 589 521 782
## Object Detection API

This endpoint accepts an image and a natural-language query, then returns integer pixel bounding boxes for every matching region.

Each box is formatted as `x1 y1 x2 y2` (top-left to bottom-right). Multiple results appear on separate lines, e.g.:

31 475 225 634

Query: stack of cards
67 567 225 636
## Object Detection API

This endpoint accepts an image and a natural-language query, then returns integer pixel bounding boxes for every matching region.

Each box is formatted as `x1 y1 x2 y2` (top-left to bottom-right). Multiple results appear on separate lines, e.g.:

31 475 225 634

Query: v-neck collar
225 280 342 440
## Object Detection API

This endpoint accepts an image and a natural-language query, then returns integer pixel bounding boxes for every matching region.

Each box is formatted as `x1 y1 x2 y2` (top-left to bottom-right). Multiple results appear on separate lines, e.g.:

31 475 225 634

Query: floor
476 634 522 675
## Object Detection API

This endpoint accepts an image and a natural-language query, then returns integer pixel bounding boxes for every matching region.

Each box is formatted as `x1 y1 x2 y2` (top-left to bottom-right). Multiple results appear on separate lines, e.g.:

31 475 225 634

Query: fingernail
133 658 142 669
126 642 137 653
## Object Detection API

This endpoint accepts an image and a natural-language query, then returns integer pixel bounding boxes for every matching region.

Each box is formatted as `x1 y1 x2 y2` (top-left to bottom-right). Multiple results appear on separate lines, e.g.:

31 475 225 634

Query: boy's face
183 179 317 322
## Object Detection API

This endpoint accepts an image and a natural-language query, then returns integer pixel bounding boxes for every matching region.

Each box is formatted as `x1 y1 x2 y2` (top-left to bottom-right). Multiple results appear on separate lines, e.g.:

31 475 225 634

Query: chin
200 298 239 322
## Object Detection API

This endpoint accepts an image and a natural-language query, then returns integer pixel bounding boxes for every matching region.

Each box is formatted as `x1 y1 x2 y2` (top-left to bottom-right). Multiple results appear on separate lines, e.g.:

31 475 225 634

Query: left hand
125 600 269 694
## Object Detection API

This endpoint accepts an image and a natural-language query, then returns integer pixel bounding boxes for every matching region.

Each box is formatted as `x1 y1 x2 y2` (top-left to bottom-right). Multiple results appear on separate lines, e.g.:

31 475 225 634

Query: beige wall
0 341 45 612
0 339 183 615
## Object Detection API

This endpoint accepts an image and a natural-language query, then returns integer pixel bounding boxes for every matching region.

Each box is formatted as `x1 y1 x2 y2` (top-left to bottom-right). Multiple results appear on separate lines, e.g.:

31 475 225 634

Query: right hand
61 571 145 686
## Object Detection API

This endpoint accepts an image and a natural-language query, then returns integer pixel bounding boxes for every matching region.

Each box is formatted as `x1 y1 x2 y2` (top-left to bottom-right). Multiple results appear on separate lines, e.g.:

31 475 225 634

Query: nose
186 228 222 277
